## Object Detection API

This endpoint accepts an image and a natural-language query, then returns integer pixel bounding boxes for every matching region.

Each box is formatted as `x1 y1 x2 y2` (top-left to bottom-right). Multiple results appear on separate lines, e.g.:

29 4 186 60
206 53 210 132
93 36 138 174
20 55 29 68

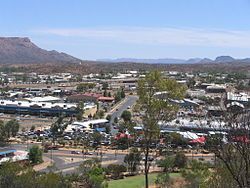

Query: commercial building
67 93 114 103
0 99 78 116
25 96 61 103
206 85 226 93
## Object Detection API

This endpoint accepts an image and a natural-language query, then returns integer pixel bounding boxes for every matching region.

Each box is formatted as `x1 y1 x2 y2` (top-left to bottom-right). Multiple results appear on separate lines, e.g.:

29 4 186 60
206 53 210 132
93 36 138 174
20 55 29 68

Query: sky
1 0 250 60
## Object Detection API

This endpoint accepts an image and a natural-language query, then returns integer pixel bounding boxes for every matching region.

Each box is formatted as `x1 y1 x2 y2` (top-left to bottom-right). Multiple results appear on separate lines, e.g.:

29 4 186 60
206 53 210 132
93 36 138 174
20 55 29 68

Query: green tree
0 120 7 145
182 160 211 188
77 83 96 92
106 164 126 179
77 158 107 188
174 152 187 169
0 162 22 188
0 162 72 188
121 110 132 123
121 89 125 98
95 110 105 119
76 102 85 121
36 172 72 188
30 125 36 132
114 91 121 103
106 114 111 121
137 70 186 188
92 132 103 145
4 119 20 138
29 145 43 164
115 136 129 150
207 162 237 188
155 173 171 188
169 132 188 147
206 110 250 188
76 74 83 82
102 82 109 90
50 116 67 145
124 148 142 174
3 76 9 84
155 156 176 187
187 77 196 89
103 89 107 97
157 156 175 173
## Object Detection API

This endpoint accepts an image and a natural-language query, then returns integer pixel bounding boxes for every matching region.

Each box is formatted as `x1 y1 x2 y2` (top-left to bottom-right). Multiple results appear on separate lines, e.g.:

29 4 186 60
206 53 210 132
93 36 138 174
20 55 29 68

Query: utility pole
50 147 53 164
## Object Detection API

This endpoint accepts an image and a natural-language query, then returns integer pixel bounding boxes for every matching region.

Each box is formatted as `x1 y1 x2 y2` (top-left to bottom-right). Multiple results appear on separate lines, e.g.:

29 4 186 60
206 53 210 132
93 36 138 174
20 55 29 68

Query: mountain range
98 56 250 64
0 37 81 64
0 37 250 65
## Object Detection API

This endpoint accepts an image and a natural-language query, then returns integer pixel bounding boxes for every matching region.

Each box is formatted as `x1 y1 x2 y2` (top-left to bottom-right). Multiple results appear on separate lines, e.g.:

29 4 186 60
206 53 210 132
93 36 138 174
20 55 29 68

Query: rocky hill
0 37 81 64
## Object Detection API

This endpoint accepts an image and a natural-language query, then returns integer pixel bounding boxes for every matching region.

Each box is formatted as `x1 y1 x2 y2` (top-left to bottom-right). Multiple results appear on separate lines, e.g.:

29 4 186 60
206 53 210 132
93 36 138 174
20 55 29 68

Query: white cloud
32 27 250 48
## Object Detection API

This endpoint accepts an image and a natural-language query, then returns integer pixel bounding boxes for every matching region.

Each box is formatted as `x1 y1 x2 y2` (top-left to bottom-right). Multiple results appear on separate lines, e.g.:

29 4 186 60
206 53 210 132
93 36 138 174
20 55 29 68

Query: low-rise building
227 92 249 105
0 99 78 116
0 148 28 165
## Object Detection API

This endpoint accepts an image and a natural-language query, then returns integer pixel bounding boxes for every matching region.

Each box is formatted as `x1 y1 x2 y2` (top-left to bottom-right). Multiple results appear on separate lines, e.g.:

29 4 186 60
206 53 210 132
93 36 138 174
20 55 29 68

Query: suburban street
109 95 138 134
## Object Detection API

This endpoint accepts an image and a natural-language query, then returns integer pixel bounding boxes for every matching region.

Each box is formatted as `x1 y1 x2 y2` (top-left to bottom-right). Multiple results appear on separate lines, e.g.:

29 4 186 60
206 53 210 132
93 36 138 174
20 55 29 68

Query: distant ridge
215 56 235 63
0 37 81 64
98 58 186 64
98 56 250 64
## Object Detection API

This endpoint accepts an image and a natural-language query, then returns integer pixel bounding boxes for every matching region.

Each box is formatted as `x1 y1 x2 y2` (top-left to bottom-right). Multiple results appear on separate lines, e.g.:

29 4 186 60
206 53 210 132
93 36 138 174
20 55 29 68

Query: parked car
46 145 60 150
71 151 80 154
83 152 93 155
64 136 72 140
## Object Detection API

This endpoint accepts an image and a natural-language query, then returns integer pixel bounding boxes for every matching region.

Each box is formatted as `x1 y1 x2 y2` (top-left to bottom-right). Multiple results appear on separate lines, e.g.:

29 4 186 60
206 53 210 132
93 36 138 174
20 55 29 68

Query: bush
29 145 43 164
174 152 187 169
121 110 132 122
124 148 141 174
106 164 127 179
155 173 171 187
30 125 36 131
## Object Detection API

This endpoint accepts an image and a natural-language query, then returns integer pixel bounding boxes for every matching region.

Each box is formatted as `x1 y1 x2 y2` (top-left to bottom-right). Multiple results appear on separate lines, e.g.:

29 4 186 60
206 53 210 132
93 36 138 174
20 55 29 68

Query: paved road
43 149 126 174
12 143 215 174
109 95 138 134
12 143 126 174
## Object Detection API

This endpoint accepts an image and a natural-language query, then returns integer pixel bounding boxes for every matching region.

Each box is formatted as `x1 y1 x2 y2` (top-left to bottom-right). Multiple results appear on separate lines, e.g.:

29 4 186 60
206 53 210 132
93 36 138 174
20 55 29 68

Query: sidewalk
33 156 52 171
106 96 128 115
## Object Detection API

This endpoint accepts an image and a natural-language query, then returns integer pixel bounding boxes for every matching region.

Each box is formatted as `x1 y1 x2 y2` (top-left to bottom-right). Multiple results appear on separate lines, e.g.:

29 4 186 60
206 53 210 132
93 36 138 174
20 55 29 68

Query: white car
64 136 72 140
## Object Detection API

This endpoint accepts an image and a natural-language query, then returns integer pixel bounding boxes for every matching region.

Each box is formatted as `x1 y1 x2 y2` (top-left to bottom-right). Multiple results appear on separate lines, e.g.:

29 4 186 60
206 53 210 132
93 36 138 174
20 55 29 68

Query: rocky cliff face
0 37 81 64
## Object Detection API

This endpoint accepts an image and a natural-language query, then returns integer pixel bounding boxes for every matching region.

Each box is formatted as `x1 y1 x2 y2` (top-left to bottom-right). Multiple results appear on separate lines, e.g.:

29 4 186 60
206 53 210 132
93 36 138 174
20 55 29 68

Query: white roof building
0 99 77 109
65 119 109 133
227 92 249 102
25 96 61 103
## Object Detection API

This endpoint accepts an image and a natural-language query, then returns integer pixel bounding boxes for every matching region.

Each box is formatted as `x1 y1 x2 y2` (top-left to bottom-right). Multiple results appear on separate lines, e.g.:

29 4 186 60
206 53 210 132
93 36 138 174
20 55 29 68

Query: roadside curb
106 97 128 115
33 156 53 171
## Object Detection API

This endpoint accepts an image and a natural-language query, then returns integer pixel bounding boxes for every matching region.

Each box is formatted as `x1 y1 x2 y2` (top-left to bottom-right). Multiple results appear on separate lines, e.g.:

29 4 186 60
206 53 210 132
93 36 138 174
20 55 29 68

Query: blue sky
1 0 250 60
